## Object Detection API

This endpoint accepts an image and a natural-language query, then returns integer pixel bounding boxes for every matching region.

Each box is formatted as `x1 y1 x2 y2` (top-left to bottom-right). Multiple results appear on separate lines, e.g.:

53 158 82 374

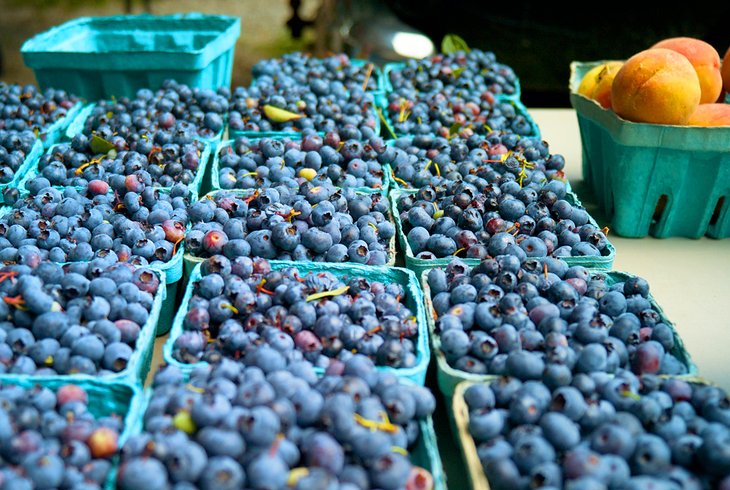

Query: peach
611 48 701 125
577 61 624 108
652 37 722 104
722 46 730 94
687 103 730 126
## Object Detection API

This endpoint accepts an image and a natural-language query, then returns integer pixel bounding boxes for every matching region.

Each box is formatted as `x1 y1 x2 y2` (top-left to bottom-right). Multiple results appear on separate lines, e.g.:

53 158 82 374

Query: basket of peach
570 37 730 239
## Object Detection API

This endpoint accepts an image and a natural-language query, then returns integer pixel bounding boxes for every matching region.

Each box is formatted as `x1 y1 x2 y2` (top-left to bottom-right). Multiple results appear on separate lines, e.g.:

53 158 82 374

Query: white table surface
530 108 730 392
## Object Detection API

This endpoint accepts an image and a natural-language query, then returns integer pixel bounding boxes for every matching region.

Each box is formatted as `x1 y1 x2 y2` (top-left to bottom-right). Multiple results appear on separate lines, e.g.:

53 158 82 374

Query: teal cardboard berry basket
165 261 430 385
382 61 522 101
451 374 721 490
129 369 445 490
390 187 616 277
229 80 381 140
0 377 145 490
0 267 164 386
65 102 225 147
227 97 381 142
570 60 730 239
23 139 211 202
21 13 240 101
181 188 398 284
383 135 563 193
63 102 220 200
252 57 386 94
422 268 697 398
376 92 539 142
209 138 390 195
10 169 188 337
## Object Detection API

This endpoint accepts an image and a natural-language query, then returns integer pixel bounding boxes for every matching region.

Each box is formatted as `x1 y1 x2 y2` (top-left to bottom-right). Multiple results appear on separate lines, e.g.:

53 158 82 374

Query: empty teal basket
21 13 241 101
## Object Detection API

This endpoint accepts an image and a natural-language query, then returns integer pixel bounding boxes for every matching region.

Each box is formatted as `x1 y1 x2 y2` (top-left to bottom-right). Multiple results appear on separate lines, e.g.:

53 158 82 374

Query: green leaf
441 34 470 54
451 66 466 78
263 104 303 122
90 135 114 155
448 122 462 138
306 285 350 302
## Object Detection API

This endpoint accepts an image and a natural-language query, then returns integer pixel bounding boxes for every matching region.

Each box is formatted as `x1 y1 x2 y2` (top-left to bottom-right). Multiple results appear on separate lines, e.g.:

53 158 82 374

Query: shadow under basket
570 61 730 239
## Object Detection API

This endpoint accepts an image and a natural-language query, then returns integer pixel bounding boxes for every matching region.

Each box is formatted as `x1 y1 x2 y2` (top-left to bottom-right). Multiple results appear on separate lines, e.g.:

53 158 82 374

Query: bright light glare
392 32 434 59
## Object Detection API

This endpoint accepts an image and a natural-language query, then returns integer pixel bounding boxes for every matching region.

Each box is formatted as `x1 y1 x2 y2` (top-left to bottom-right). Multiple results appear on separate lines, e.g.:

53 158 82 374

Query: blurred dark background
384 0 729 107
1 0 727 107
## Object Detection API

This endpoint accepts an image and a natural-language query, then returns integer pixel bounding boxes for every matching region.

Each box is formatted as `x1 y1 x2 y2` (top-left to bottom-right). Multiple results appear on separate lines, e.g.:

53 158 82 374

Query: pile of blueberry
389 132 565 189
0 383 123 489
384 94 534 139
0 83 78 186
383 50 527 138
388 51 519 98
185 188 394 264
398 177 610 261
171 255 420 370
427 256 689 380
117 358 435 490
0 82 78 133
252 52 381 92
0 261 160 376
464 372 730 489
81 81 228 141
0 52 722 490
0 178 190 267
36 131 207 189
216 131 392 190
227 80 379 136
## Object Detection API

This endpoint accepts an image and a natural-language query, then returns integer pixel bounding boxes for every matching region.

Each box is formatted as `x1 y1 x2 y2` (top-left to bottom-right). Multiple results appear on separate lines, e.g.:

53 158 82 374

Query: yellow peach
687 103 730 126
611 48 701 125
722 45 730 94
577 61 624 108
652 37 723 104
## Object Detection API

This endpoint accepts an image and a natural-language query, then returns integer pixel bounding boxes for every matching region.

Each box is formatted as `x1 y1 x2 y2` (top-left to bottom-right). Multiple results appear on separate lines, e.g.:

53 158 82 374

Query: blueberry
427 234 457 256
624 276 650 298
529 461 564 488
198 456 246 490
246 453 287 489
590 422 636 459
347 240 371 264
440 329 470 361
698 425 730 477
520 236 548 257
370 452 411 490
540 411 581 451
302 228 334 255
246 229 277 259
406 227 430 254
23 453 64 488
271 222 301 252
506 350 545 380
166 440 209 483
629 433 672 476
468 406 506 442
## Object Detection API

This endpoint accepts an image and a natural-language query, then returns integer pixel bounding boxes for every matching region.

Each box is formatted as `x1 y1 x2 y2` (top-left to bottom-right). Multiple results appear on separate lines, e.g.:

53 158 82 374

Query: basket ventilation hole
709 196 726 226
652 195 668 224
